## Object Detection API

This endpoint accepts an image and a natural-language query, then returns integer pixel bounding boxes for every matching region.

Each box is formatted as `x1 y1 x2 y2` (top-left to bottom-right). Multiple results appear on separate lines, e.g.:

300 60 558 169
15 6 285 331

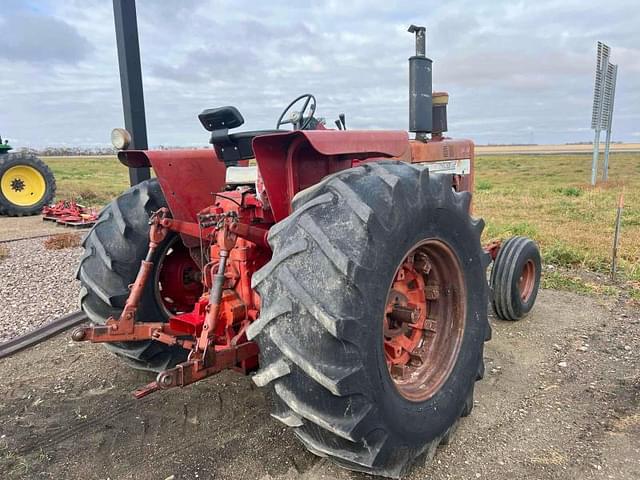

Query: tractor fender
253 130 410 222
118 149 227 247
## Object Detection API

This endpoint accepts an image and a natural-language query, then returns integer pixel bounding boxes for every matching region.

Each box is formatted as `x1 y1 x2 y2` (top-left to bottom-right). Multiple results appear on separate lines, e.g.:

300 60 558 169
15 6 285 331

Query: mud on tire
76 178 188 371
248 161 491 478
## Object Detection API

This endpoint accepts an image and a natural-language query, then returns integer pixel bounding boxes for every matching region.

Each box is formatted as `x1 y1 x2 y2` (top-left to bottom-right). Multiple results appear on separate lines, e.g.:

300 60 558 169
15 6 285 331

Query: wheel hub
157 241 203 314
383 240 466 402
518 259 536 302
10 178 25 192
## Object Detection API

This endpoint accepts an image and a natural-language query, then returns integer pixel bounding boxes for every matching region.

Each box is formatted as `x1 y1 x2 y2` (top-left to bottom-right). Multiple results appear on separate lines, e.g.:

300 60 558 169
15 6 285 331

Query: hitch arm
133 341 259 398
72 208 174 344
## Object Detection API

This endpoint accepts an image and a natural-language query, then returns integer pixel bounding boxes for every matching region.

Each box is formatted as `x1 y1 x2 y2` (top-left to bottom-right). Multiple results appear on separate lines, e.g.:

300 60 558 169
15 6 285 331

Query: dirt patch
0 216 65 242
43 233 82 250
0 289 638 480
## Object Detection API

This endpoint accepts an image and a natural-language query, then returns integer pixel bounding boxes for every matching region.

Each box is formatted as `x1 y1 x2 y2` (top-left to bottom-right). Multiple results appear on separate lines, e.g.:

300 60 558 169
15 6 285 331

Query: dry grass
0 245 8 262
43 233 82 250
42 152 639 291
476 143 640 155
474 152 640 284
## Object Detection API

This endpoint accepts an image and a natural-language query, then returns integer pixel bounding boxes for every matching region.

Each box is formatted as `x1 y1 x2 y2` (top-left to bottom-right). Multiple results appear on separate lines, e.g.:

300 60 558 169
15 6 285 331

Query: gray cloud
0 0 638 148
0 12 93 64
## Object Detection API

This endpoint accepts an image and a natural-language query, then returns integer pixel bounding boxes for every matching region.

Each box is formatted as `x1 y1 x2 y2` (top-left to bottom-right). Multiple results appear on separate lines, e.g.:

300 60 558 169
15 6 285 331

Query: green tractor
0 135 56 216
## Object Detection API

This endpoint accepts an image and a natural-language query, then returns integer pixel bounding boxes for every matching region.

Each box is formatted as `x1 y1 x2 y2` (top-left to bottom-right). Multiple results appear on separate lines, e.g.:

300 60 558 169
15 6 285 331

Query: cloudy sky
0 0 638 148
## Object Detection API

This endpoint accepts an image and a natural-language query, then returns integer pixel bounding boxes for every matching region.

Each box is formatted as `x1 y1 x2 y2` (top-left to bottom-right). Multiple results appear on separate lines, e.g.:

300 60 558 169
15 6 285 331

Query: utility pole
113 0 150 185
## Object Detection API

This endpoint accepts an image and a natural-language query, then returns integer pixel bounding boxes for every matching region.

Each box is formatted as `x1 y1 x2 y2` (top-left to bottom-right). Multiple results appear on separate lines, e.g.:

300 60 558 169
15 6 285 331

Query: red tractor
73 26 541 477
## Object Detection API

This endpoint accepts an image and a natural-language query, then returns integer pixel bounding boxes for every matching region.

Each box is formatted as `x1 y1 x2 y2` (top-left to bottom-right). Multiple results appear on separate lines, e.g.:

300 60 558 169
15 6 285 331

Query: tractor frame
72 129 479 397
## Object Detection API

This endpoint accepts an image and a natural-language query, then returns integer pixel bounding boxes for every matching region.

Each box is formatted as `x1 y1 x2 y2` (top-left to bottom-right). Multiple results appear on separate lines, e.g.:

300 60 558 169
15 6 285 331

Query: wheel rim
383 239 466 402
155 236 203 316
1 165 46 206
518 259 536 302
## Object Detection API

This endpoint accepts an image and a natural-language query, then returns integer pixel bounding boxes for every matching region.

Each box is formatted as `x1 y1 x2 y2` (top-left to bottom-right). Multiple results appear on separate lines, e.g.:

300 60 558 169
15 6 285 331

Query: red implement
42 200 98 228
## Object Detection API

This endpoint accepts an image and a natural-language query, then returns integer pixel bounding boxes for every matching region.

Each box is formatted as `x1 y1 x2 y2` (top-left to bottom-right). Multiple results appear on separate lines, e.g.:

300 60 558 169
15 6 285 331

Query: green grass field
45 155 129 205
44 153 639 296
474 153 639 281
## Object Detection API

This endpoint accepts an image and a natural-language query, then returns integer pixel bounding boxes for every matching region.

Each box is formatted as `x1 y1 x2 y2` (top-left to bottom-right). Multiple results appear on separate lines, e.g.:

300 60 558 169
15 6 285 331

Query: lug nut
389 305 417 324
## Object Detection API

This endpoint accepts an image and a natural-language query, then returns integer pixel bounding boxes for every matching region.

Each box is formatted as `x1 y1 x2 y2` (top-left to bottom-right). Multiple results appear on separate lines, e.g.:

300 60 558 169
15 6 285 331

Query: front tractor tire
248 162 491 478
77 178 199 371
0 152 56 216
490 236 541 321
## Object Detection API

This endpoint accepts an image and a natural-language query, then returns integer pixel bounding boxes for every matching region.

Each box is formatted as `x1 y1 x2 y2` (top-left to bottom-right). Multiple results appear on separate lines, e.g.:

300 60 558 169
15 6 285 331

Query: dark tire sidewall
361 199 486 443
253 164 490 474
507 240 542 317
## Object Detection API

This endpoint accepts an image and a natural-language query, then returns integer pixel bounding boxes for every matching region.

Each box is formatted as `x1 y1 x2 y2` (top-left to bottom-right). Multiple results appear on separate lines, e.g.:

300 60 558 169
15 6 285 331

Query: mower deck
42 200 98 228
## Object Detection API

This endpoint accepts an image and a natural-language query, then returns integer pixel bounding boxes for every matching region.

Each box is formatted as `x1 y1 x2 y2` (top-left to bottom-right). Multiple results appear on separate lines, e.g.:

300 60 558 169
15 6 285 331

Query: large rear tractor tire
248 162 491 478
0 152 56 216
76 178 201 371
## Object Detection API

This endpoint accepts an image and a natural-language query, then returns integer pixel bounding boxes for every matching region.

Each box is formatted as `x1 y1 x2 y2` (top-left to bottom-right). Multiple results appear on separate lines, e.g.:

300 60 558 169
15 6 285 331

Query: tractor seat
198 106 282 166
219 130 282 162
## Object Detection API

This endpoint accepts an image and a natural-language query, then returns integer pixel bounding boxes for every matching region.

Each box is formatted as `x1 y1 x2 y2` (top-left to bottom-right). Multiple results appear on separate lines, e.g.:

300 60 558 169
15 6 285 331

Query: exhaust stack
408 25 433 141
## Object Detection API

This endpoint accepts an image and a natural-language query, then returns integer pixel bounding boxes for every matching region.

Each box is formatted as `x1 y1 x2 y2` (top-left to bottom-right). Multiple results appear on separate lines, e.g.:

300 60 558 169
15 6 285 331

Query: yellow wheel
0 152 56 216
1 165 46 206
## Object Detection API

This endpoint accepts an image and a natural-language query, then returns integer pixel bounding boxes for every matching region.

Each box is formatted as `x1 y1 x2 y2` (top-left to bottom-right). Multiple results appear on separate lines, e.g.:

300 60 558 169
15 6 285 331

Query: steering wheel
276 94 316 130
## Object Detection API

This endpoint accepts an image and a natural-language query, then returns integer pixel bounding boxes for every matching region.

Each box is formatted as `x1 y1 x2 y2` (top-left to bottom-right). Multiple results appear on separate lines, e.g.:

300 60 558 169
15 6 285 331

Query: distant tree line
15 146 118 156
14 145 208 156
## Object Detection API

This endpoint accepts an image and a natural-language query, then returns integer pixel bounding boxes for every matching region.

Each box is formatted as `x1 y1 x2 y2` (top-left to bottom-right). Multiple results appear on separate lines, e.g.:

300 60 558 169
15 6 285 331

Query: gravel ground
0 289 637 480
0 220 638 479
0 238 82 342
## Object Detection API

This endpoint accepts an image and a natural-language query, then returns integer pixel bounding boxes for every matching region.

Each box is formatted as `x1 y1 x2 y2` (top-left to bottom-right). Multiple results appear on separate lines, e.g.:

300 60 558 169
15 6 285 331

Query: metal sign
600 62 617 130
590 42 618 185
591 42 610 130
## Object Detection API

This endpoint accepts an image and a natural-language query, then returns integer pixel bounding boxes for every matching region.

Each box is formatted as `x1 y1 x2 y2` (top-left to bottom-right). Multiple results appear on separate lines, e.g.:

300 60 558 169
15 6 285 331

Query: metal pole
113 0 150 185
611 190 624 281
602 64 618 182
591 129 601 186
602 129 612 182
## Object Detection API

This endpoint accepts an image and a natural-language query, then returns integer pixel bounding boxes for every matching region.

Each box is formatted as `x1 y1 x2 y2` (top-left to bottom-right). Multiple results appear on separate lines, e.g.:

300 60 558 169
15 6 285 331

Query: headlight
111 128 132 150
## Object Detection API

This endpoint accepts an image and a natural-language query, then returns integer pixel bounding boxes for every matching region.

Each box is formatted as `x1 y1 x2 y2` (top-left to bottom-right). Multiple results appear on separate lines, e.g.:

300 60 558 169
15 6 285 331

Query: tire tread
252 162 489 477
0 152 56 216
